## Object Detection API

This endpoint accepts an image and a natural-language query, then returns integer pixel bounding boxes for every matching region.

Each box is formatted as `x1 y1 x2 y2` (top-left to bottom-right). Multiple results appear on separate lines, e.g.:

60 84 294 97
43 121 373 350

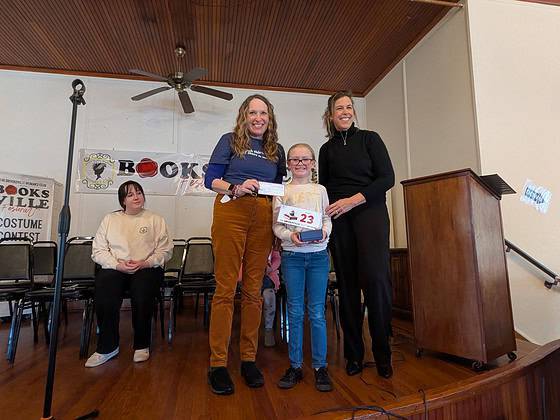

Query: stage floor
0 300 537 419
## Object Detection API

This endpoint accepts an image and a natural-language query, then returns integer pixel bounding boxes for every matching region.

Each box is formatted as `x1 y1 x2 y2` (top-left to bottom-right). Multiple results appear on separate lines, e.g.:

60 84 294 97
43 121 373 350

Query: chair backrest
63 236 96 281
33 241 57 276
165 239 187 274
0 238 33 285
181 237 214 280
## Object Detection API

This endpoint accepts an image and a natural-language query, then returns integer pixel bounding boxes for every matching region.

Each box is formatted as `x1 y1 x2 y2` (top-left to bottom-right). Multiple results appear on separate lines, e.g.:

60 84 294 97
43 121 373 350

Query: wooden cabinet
402 169 516 363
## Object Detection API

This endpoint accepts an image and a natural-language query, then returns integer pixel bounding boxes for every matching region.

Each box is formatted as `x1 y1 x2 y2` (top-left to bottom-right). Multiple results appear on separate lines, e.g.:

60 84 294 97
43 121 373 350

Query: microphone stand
41 80 97 420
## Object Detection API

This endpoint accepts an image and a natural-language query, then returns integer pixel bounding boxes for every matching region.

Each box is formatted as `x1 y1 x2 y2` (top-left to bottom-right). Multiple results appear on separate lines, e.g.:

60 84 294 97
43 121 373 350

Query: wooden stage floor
0 301 538 420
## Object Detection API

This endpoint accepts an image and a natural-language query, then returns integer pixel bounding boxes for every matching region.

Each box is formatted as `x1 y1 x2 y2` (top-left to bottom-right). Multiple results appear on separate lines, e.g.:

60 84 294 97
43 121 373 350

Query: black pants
329 204 392 365
94 267 163 354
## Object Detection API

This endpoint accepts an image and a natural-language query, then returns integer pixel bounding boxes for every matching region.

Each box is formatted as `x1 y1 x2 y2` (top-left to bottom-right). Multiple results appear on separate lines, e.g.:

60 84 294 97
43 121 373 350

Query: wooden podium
402 169 516 367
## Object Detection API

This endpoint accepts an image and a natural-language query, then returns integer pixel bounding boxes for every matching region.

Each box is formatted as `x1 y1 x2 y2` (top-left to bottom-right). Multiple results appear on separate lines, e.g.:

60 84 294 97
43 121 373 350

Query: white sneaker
85 347 119 368
133 348 150 363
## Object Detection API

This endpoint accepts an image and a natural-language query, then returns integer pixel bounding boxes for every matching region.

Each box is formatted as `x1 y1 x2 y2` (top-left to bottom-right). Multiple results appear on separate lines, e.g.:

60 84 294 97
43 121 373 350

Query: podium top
401 168 515 199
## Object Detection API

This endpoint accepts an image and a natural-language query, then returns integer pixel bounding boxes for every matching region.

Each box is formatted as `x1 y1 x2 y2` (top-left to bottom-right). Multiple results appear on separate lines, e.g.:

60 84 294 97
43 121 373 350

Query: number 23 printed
299 213 314 224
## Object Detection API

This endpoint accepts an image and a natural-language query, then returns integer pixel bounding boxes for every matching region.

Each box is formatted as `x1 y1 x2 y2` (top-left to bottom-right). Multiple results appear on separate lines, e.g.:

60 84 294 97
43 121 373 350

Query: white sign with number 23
277 204 322 230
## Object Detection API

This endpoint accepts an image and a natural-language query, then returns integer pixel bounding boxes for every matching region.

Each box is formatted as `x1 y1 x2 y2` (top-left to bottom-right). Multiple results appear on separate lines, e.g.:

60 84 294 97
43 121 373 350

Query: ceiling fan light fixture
175 46 186 58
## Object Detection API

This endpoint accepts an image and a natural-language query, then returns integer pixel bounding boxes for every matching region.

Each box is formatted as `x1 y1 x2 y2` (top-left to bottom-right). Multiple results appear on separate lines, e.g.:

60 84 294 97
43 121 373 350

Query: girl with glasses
273 143 333 392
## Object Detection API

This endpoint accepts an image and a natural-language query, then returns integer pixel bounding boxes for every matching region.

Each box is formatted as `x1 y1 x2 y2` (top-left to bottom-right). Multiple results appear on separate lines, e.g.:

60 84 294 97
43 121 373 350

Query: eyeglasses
287 158 314 165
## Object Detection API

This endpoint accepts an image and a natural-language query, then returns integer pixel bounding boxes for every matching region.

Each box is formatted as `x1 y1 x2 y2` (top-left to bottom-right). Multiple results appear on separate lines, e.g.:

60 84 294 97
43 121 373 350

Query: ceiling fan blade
131 86 172 101
184 67 208 83
190 85 233 101
178 91 195 113
130 68 169 82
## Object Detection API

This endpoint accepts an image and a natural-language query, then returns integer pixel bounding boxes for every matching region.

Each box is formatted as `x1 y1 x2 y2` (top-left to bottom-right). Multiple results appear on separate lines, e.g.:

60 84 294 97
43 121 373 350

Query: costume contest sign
77 149 212 196
0 172 61 242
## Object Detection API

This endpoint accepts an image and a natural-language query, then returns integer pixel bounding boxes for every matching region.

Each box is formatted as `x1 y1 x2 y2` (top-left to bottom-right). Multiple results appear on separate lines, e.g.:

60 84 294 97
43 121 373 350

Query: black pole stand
41 80 97 420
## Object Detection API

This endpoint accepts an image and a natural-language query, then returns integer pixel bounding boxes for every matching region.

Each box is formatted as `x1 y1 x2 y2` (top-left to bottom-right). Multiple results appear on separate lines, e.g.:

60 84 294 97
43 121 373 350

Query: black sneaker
240 361 265 388
277 366 303 389
314 367 333 392
208 367 234 395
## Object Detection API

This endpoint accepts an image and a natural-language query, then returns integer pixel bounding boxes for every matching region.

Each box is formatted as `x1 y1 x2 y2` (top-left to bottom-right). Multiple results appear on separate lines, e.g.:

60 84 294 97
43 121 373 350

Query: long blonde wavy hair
322 91 358 138
232 94 279 162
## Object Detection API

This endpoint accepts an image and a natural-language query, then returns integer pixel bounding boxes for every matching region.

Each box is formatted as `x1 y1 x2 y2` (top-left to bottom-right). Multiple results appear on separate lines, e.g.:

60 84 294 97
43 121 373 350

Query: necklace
341 130 348 146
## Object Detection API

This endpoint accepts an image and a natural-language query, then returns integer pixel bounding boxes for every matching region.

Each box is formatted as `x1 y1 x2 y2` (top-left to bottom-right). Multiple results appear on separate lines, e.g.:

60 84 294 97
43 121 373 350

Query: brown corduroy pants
209 194 273 367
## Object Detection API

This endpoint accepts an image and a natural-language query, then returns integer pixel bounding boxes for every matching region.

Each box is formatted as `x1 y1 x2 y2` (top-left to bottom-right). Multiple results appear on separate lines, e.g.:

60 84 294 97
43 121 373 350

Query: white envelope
258 182 285 196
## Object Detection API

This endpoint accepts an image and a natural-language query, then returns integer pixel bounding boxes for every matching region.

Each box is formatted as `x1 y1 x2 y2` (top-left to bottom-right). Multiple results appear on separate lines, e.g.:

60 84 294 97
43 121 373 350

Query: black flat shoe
376 363 393 379
241 361 265 388
345 360 363 376
208 367 235 395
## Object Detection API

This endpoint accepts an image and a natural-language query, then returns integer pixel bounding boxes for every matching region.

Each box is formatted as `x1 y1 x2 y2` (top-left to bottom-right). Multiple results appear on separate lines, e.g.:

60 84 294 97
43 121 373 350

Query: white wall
467 0 560 344
365 63 408 247
366 7 479 246
0 70 365 239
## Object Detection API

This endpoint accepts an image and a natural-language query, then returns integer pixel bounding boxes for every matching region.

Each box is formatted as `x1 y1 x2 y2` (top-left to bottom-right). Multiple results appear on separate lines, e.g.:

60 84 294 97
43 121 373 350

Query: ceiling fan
130 46 233 113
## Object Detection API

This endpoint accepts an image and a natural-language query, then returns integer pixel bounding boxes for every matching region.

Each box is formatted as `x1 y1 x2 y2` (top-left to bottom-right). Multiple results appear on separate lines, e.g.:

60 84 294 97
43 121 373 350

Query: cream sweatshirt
272 182 331 253
92 209 173 270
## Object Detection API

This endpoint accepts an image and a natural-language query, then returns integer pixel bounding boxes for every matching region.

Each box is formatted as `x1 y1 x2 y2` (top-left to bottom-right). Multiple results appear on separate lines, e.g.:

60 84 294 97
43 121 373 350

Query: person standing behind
262 249 280 347
86 181 173 367
319 91 395 379
273 143 333 392
204 94 286 395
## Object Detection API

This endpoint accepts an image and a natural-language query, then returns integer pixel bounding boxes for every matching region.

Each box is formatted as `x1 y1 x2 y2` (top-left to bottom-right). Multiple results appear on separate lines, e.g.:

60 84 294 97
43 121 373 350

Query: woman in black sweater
319 91 395 378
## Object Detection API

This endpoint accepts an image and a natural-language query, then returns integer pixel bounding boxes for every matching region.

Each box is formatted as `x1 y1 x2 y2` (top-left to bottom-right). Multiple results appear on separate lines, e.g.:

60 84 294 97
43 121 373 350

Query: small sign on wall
520 179 552 214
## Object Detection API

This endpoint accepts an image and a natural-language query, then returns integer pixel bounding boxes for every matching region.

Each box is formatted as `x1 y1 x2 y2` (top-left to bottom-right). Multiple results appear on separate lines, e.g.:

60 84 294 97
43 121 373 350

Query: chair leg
7 299 25 364
79 298 94 359
6 299 19 359
31 301 39 343
203 292 210 329
79 300 88 359
194 293 200 318
86 300 95 356
63 299 69 326
41 302 50 345
330 293 341 340
168 292 175 344
159 296 164 339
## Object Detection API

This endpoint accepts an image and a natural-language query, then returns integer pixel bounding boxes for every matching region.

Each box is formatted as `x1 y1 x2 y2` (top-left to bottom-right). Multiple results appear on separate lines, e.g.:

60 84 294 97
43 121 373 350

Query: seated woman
85 181 173 367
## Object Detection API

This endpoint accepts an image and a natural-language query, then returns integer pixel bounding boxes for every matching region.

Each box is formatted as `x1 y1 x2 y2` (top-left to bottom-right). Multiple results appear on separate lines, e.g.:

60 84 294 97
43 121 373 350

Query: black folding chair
0 237 34 362
326 250 341 339
31 241 57 343
169 237 216 343
162 239 186 341
8 237 97 363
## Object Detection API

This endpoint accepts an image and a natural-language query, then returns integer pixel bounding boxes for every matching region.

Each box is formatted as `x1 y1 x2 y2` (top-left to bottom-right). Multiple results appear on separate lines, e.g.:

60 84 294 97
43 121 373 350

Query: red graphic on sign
5 185 17 195
136 158 158 178
284 210 297 221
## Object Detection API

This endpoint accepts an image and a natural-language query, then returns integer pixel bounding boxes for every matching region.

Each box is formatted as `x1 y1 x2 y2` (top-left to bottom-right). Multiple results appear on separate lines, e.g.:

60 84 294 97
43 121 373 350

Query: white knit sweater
92 209 173 270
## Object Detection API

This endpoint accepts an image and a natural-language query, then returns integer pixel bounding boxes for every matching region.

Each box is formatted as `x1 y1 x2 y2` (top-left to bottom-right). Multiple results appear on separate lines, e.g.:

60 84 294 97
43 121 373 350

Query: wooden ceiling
0 0 460 96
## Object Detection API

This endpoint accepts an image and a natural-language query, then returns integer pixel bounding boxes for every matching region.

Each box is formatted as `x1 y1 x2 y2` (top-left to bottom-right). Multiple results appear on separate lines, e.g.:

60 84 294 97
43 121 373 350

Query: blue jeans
281 249 330 369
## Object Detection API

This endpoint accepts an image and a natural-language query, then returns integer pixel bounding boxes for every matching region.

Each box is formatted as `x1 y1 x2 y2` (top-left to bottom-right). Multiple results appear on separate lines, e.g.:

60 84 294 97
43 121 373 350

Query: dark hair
232 94 280 162
322 91 358 138
117 181 145 210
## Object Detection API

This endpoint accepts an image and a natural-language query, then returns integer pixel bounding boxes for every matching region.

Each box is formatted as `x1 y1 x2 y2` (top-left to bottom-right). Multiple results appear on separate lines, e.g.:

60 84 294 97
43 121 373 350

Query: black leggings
329 204 392 365
94 267 163 353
